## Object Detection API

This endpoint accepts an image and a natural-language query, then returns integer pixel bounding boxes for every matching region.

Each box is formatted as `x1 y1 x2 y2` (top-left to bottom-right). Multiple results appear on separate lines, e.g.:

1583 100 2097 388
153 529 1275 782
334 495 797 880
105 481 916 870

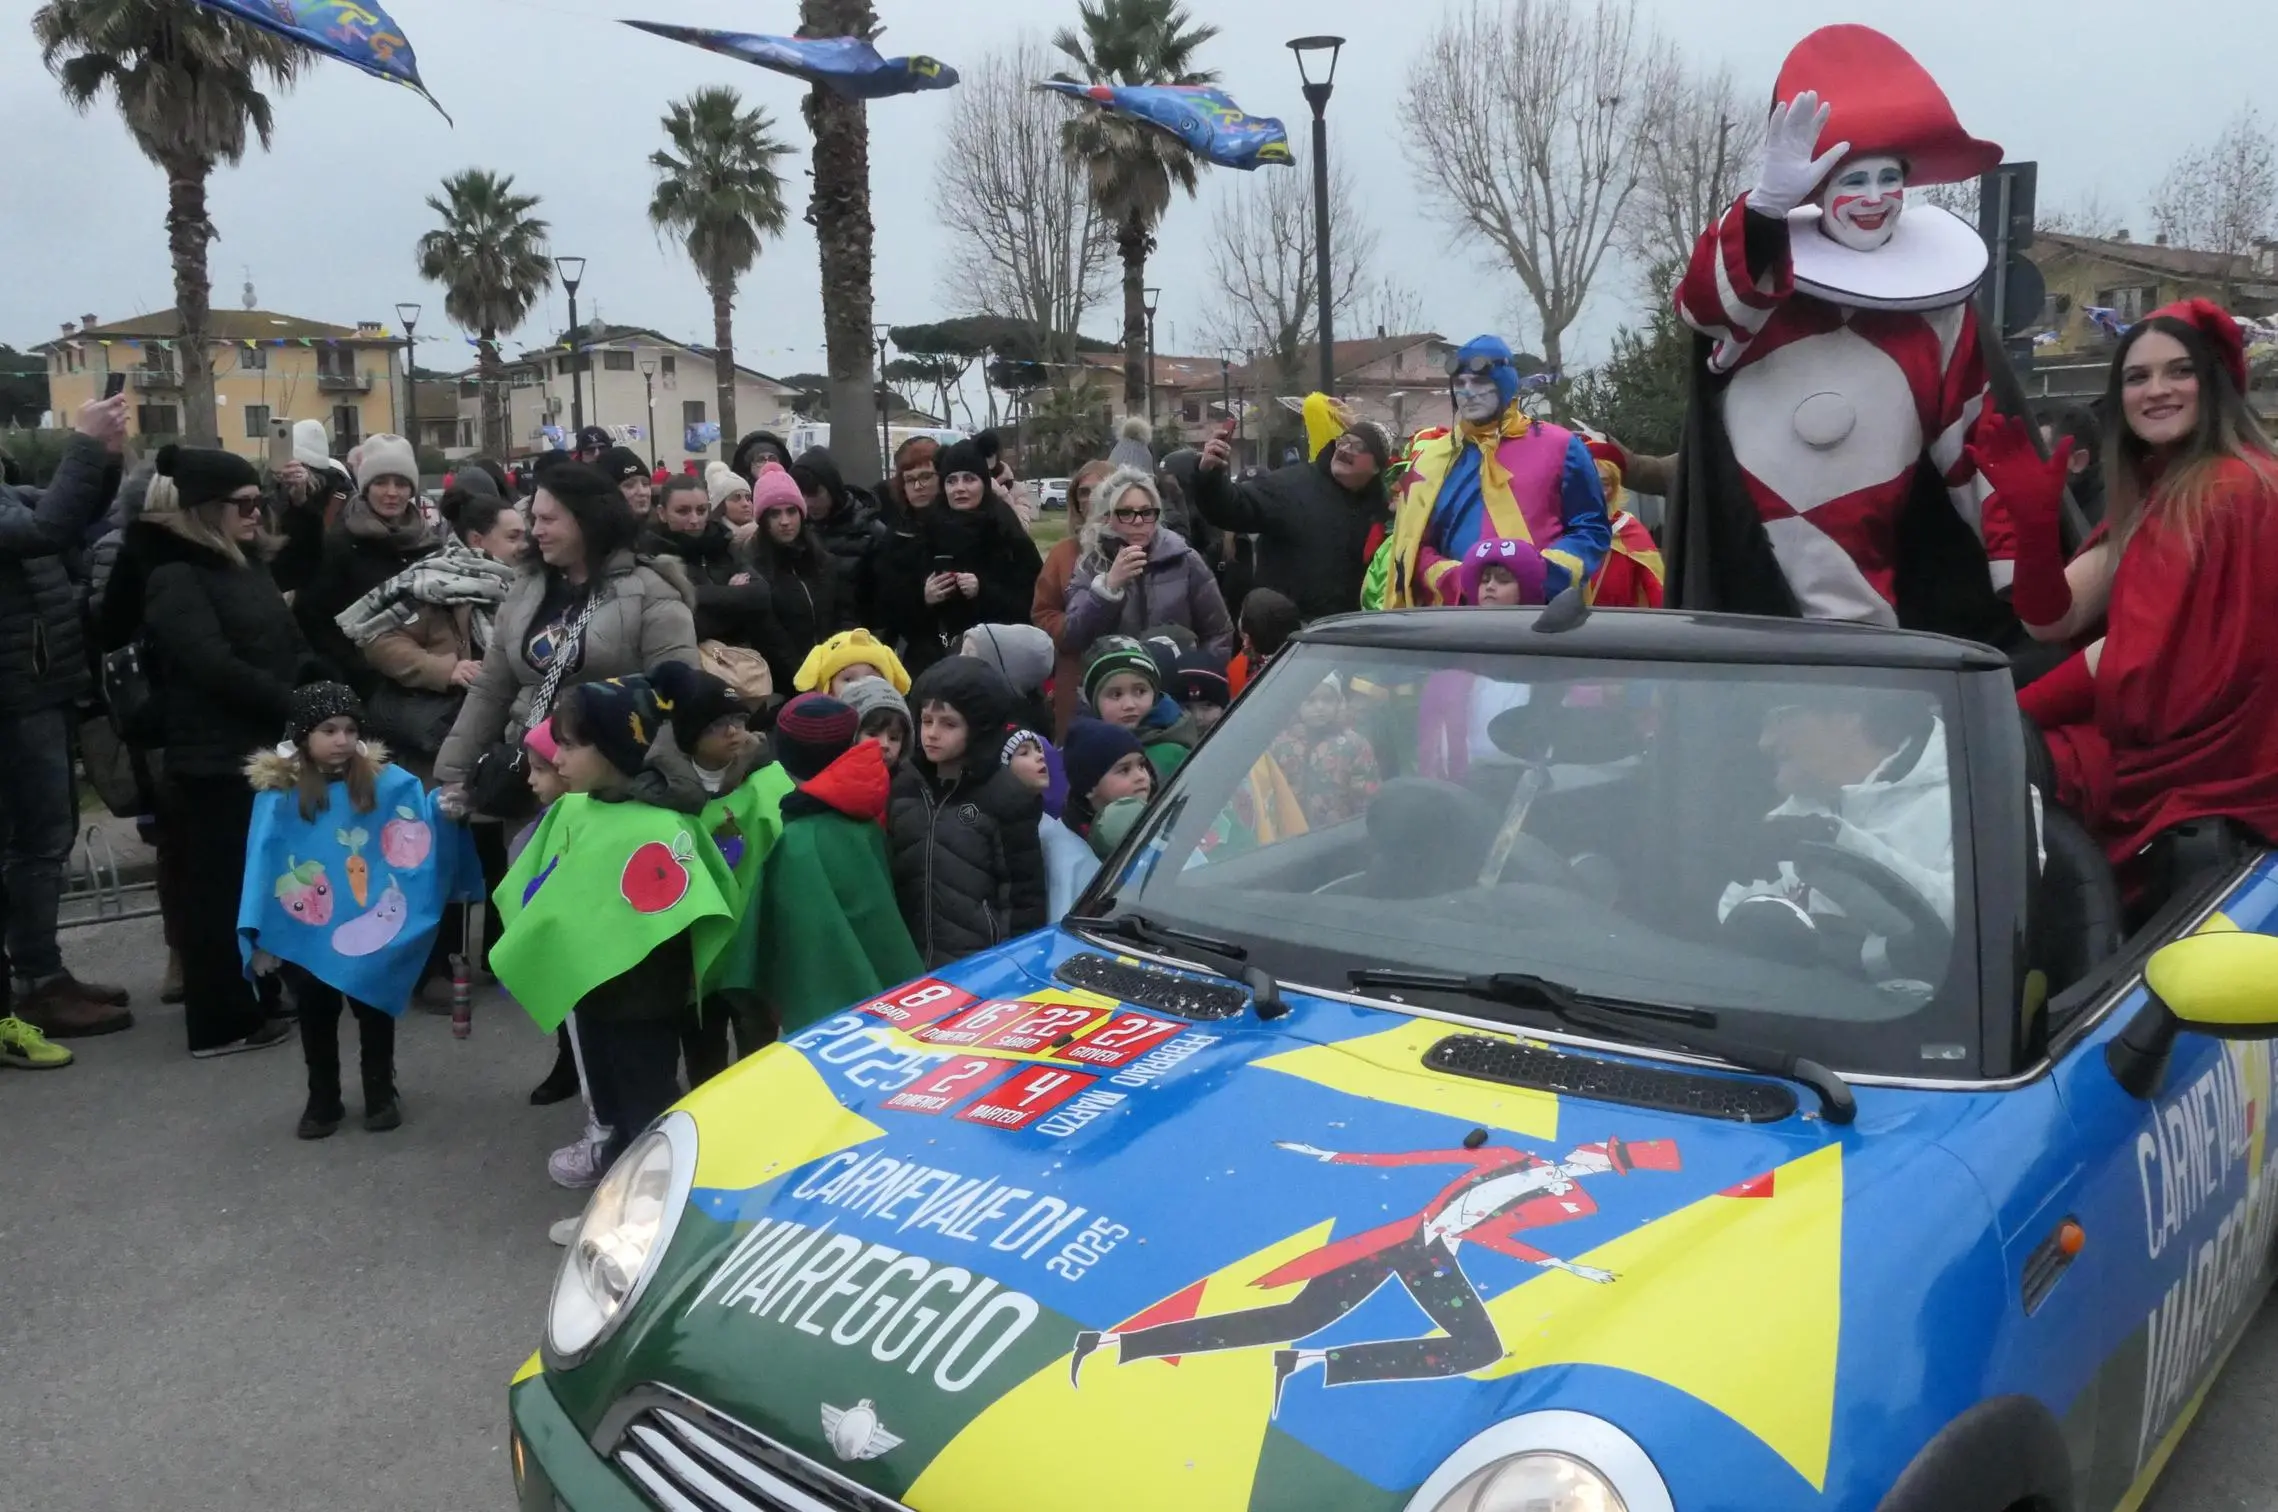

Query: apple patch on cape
621 831 698 914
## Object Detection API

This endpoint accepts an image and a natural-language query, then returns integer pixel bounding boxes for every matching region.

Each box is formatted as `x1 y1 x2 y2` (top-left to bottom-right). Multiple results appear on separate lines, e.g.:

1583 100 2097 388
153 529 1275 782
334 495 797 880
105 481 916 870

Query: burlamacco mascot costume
1384 336 1610 607
1667 26 2022 639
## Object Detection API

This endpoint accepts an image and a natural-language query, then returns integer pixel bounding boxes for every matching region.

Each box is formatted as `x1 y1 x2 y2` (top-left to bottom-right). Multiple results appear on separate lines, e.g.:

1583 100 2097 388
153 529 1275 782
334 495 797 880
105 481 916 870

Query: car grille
603 1390 910 1512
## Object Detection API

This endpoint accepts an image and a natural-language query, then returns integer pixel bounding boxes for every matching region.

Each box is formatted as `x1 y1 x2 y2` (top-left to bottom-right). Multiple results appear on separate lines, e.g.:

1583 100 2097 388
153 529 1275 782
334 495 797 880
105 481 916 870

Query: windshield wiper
1346 967 1855 1125
1065 910 1286 1020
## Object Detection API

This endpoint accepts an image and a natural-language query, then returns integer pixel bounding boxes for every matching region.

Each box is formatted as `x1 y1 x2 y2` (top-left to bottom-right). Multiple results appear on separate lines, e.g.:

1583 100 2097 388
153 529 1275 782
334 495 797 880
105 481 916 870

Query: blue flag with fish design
188 0 448 118
238 760 480 1015
1038 81 1293 170
621 23 958 98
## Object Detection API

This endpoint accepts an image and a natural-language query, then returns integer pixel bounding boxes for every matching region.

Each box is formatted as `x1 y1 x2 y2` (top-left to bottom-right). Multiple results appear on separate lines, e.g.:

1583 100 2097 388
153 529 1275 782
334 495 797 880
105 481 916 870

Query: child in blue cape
241 684 475 1138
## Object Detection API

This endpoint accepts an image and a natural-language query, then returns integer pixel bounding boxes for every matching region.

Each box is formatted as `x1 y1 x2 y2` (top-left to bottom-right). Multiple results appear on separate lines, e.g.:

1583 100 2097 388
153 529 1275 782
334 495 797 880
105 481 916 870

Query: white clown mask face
1818 154 1907 252
1451 371 1505 424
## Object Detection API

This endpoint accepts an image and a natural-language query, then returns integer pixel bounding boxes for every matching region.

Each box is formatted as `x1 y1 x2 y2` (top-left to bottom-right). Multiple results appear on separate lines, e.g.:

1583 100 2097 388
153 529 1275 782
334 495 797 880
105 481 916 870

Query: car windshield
1091 641 1980 1079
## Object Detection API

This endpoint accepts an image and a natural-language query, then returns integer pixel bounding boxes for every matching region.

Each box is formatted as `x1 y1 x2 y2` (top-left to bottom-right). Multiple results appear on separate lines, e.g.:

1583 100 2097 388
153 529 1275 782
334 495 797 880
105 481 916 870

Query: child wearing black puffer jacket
886 656 1046 966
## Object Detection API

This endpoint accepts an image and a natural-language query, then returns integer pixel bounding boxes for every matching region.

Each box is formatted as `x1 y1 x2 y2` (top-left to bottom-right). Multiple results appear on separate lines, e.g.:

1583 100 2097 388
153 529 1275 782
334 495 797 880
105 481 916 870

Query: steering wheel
1789 839 1955 983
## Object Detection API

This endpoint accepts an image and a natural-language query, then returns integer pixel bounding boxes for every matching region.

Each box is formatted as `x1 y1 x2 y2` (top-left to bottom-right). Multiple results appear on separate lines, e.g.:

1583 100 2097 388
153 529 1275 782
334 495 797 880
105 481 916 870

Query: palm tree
415 171 552 457
34 0 302 446
1052 0 1219 413
649 86 793 450
799 0 884 484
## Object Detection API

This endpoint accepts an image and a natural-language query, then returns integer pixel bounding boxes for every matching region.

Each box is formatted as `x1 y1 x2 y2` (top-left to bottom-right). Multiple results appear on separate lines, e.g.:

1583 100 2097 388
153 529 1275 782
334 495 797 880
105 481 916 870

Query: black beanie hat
649 659 742 755
601 446 649 485
773 694 859 782
935 438 990 485
568 677 662 779
285 681 365 745
155 443 261 511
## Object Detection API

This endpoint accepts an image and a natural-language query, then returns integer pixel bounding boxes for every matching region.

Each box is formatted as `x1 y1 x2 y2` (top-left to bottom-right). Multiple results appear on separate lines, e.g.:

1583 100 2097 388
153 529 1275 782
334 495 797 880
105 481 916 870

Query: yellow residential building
38 308 408 463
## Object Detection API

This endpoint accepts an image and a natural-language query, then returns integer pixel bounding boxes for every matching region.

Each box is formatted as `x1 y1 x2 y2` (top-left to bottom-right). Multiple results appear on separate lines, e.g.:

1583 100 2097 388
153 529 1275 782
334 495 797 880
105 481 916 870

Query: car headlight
546 1113 696 1364
1432 1453 1626 1512
1403 1413 1671 1512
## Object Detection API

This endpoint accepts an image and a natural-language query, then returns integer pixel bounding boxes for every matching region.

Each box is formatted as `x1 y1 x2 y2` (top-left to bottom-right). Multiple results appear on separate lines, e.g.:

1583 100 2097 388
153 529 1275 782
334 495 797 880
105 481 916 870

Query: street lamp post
394 302 421 468
1142 286 1162 428
639 356 659 470
1220 354 1231 440
873 325 892 466
1289 36 1345 399
556 256 587 433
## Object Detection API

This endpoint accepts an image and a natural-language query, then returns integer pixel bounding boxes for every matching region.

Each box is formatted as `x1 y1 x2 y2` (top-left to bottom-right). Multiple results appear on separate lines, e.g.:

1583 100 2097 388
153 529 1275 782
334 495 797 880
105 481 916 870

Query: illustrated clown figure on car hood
1382 336 1611 608
1665 26 2024 639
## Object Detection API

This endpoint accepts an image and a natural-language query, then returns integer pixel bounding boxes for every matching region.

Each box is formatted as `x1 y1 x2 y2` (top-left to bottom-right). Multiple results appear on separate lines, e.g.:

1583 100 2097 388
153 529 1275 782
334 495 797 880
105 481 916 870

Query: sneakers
364 1095 404 1133
189 1018 294 1059
548 1216 583 1247
0 1015 74 1069
548 1126 613 1190
19 977 132 1039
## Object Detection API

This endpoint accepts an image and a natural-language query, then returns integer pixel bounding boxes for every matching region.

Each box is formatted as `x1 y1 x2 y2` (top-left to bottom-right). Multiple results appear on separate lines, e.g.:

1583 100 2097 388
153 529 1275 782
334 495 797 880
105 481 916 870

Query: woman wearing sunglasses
134 445 325 1058
1062 465 1233 654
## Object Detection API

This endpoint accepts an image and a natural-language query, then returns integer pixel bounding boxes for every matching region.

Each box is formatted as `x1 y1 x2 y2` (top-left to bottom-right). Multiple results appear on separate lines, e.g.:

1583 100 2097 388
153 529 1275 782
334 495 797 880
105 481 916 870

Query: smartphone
103 371 126 400
268 418 296 469
1217 419 1237 441
931 554 956 576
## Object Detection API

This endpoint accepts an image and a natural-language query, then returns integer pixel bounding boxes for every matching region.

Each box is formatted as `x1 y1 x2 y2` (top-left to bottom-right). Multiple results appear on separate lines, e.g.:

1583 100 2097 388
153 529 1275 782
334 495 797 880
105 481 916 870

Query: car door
2039 865 2278 1510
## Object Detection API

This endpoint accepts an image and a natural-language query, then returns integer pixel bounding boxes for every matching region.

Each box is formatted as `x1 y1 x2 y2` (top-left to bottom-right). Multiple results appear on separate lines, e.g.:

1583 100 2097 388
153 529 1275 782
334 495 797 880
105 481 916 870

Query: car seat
2033 804 2124 995
1360 778 1500 899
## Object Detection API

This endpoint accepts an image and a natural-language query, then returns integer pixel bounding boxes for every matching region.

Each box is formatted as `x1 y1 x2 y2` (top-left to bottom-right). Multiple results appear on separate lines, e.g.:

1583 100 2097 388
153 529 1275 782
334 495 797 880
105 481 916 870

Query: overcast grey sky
4 0 2272 376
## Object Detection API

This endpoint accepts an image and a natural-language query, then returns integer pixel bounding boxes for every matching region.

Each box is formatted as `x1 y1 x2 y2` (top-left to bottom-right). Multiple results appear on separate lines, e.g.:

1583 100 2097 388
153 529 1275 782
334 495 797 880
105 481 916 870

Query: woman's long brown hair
2099 314 2278 559
295 743 380 822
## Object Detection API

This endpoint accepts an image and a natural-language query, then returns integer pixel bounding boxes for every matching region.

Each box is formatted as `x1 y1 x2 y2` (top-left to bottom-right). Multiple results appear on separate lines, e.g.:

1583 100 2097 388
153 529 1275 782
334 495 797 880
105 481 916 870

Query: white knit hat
291 418 332 471
706 460 751 510
354 432 419 493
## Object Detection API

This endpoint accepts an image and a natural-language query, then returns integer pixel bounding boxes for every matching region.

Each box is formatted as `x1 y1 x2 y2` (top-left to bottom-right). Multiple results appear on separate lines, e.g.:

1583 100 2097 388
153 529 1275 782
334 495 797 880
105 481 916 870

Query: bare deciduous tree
1399 0 1677 376
1625 64 1765 298
933 38 1115 372
2151 106 2278 295
2039 190 2131 240
1206 148 1375 406
1355 277 1431 342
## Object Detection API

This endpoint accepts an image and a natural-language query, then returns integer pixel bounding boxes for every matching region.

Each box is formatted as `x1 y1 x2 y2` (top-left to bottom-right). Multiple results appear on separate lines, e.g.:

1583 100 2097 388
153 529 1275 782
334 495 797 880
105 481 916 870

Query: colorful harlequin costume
1384 337 1609 607
1666 26 2021 637
1577 434 1667 608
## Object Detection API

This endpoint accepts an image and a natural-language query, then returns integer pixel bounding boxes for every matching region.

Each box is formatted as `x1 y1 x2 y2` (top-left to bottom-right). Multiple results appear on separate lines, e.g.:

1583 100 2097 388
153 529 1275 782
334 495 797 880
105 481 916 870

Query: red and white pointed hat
1774 25 2001 187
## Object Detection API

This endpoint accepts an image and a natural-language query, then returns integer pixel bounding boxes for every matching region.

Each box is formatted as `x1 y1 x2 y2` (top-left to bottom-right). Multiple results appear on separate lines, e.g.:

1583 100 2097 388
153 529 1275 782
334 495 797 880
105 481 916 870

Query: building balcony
130 369 180 390
318 373 374 393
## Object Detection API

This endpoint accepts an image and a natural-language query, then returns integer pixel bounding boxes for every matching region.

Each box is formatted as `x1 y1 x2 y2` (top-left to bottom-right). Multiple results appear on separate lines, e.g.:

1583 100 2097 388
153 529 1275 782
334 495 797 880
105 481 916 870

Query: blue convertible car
512 606 2278 1512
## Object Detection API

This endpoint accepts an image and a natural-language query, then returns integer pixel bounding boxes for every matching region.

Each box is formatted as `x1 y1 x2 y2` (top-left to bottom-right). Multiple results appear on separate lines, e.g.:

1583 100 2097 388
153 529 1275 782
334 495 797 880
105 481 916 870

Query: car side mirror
2107 931 2278 1098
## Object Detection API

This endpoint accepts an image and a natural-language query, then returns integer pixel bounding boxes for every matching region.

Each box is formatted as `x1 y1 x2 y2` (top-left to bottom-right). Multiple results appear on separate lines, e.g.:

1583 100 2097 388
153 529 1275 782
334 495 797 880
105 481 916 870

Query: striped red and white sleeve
1925 302 2013 590
1673 195 1796 375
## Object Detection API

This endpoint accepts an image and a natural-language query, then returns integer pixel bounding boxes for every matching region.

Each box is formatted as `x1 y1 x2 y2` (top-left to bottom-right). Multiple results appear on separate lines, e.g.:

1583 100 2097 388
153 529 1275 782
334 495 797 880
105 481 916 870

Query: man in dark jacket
1189 426 1391 622
792 446 885 620
886 656 1046 966
0 394 133 1037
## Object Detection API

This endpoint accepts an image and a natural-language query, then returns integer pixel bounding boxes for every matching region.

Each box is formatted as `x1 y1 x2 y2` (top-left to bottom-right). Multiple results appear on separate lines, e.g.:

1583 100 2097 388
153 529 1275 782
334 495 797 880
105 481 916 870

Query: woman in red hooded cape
1975 299 2278 883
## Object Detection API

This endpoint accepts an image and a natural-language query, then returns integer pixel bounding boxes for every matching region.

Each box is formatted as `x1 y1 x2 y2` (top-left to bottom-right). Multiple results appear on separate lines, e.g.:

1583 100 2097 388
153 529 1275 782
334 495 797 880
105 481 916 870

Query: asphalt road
5 912 2275 1512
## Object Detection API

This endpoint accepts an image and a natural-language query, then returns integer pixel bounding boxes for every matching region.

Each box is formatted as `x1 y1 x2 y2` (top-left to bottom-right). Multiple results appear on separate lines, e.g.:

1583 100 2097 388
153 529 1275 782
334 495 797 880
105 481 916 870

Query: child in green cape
496 676 736 1188
754 694 921 1037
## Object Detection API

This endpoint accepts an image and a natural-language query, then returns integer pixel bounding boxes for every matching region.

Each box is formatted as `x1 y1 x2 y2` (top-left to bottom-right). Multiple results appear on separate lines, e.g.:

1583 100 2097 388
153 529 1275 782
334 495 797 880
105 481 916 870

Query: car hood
566 928 1997 1509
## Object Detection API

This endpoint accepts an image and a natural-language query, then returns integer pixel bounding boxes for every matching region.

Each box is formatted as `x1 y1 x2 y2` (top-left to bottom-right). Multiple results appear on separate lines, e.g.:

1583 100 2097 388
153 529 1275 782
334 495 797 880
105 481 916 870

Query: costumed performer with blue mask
1382 336 1611 608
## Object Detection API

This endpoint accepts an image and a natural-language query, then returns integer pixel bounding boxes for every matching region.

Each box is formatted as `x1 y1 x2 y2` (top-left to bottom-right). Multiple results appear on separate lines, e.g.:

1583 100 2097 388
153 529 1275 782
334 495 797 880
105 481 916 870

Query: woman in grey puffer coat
434 462 699 788
1061 465 1232 654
